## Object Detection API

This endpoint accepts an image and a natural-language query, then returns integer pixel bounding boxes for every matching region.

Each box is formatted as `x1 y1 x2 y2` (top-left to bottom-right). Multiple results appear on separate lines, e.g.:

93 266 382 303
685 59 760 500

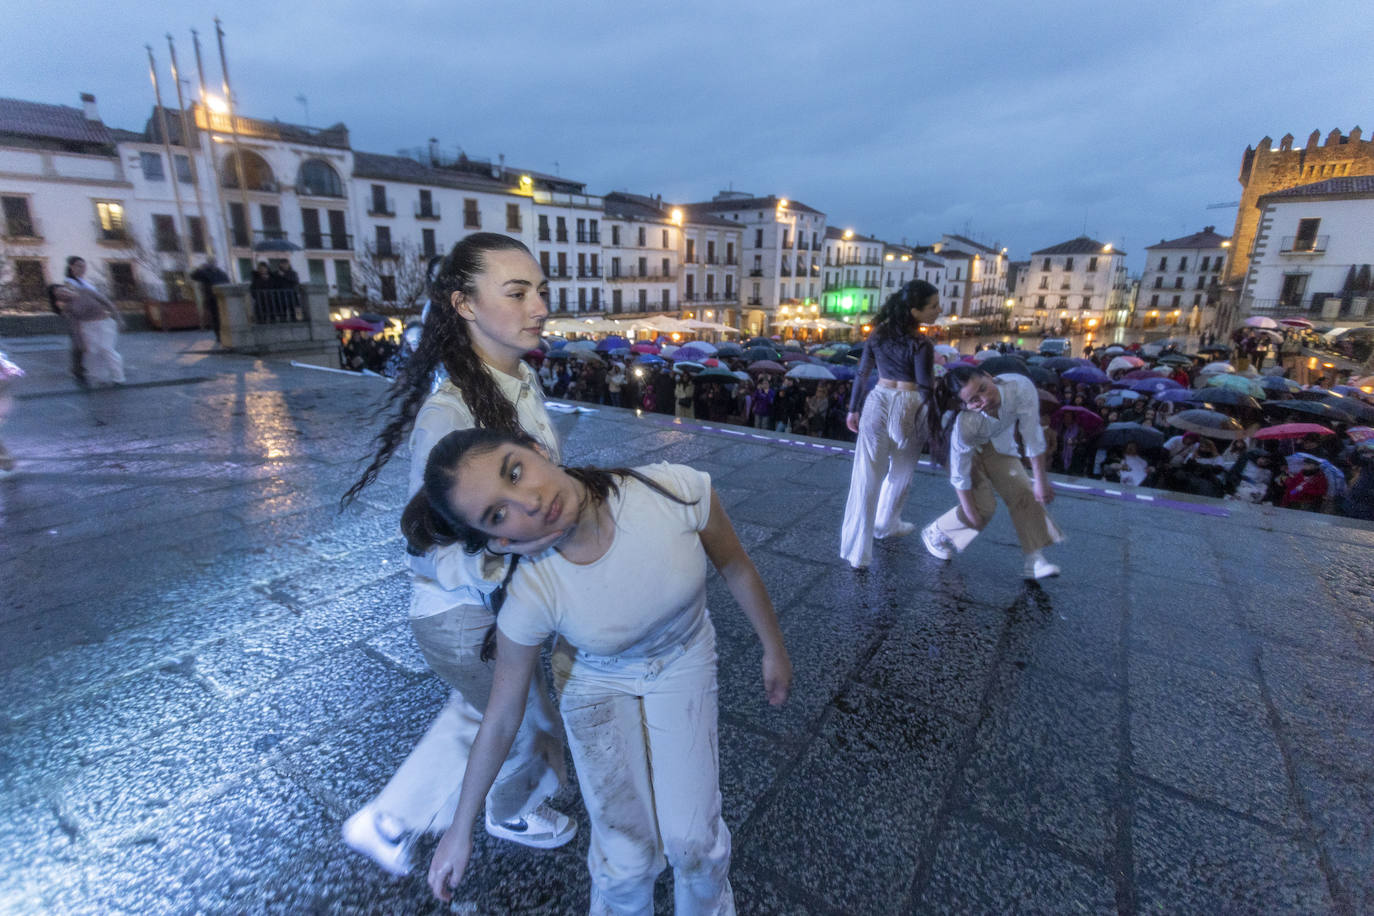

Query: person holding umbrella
338 233 577 875
921 364 1064 580
839 280 942 569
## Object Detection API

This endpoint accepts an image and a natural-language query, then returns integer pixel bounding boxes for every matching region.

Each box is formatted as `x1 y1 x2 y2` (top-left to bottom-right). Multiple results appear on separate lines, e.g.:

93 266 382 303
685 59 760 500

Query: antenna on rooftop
294 93 309 127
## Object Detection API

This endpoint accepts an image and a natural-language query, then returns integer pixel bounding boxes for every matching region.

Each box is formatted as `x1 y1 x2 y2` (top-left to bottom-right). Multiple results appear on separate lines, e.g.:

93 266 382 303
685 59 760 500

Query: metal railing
250 286 308 324
5 216 41 239
302 231 353 250
415 201 441 219
367 196 396 217
606 270 676 282
1279 236 1328 254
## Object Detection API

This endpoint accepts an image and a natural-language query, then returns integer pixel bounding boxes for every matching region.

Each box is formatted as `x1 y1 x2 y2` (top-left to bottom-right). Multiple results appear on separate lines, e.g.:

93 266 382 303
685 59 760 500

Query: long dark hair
341 233 534 507
401 427 700 660
872 279 939 342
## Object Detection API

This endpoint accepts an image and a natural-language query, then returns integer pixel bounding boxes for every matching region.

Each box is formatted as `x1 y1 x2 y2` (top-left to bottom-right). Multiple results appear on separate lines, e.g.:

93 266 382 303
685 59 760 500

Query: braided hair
341 233 534 507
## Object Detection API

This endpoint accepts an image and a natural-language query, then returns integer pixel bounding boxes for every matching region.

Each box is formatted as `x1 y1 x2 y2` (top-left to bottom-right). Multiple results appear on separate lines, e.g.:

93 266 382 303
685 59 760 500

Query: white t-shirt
949 373 1047 491
498 463 712 659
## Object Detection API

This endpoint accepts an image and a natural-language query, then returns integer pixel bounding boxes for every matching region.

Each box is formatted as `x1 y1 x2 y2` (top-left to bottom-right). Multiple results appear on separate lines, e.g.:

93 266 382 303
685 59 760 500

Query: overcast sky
4 0 1371 271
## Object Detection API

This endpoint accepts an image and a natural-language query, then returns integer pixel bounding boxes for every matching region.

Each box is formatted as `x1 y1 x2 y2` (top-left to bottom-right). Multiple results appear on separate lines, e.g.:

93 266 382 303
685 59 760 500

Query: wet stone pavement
1 331 1373 915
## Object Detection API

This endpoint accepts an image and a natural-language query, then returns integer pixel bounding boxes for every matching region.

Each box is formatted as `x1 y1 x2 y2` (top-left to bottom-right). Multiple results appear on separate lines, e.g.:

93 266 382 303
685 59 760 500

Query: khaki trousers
933 444 1062 554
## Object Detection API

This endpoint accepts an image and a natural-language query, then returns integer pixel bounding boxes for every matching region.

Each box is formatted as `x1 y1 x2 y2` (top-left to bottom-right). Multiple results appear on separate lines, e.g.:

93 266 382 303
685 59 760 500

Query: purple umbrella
1126 377 1182 395
1153 389 1199 404
829 365 856 380
1063 366 1111 385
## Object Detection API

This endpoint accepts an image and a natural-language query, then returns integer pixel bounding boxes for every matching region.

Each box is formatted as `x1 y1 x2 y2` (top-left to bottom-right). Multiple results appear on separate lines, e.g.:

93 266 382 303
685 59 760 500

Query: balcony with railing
367 196 396 217
748 268 764 277
577 268 602 279
607 269 676 282
747 297 763 306
4 215 42 241
415 201 441 220
94 222 129 245
1279 235 1329 255
302 231 353 251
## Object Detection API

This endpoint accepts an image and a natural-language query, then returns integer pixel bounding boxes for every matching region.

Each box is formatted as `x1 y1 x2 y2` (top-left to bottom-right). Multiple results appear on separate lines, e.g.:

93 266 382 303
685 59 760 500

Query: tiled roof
0 97 113 146
932 248 972 259
1146 227 1231 250
603 191 671 223
353 150 509 192
1031 236 1125 257
675 203 739 228
824 225 883 244
1260 175 1374 200
943 233 999 255
685 194 824 216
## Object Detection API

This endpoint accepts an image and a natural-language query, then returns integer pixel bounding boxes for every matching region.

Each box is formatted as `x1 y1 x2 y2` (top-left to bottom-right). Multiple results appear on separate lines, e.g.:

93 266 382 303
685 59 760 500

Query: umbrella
744 337 773 347
1051 405 1106 433
1286 452 1347 493
1026 367 1059 386
779 350 810 362
1279 317 1313 329
1042 357 1088 372
1186 388 1262 414
1347 426 1374 443
732 370 750 381
973 349 1001 362
631 342 661 354
544 349 571 360
1168 409 1248 439
253 237 302 252
1154 389 1202 404
596 335 629 351
1025 355 1047 365
1063 366 1111 384
934 344 962 358
701 358 721 368
682 340 718 354
1198 361 1234 375
1204 374 1265 397
979 356 1031 377
785 363 835 380
1100 389 1143 408
748 360 785 374
1102 345 1126 355
743 346 781 362
1156 353 1195 367
333 317 381 331
1253 423 1335 440
523 348 545 365
1121 369 1159 381
715 342 744 357
827 352 860 366
1038 389 1061 412
1262 399 1353 423
829 365 857 380
1198 345 1230 355
673 346 713 362
635 354 666 366
1259 376 1301 394
1107 356 1145 374
1127 377 1182 395
565 339 597 351
781 339 804 349
1244 316 1279 329
1332 385 1373 400
1305 392 1374 423
673 360 706 372
1141 338 1186 356
1098 422 1166 450
693 367 740 384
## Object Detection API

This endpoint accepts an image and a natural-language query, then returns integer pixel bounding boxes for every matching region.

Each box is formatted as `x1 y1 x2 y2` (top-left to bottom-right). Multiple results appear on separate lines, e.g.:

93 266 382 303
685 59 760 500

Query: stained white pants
366 594 566 834
840 387 929 567
931 444 1063 554
553 623 734 916
78 318 124 384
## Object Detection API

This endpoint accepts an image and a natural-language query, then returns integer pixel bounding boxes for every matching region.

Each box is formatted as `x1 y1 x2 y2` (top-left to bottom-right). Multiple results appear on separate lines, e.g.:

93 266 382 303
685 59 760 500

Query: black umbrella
1186 388 1263 413
743 346 780 362
715 342 744 357
1198 345 1230 355
1167 409 1248 439
253 237 302 252
1262 399 1354 424
978 356 1031 377
1097 422 1166 450
1042 357 1085 373
1026 366 1059 386
1303 392 1374 423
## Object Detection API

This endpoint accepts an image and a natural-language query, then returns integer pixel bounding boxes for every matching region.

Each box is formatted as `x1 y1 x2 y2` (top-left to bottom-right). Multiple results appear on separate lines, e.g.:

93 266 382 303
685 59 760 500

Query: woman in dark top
839 280 941 568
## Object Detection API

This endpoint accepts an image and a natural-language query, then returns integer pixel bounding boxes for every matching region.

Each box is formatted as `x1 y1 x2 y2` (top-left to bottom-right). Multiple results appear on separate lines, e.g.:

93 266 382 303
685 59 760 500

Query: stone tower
1228 127 1374 284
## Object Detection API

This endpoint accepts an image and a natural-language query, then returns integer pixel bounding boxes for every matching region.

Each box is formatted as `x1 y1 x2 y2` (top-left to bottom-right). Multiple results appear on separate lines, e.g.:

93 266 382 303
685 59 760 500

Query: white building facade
1139 226 1230 331
932 234 1009 320
1014 236 1130 333
1240 177 1374 323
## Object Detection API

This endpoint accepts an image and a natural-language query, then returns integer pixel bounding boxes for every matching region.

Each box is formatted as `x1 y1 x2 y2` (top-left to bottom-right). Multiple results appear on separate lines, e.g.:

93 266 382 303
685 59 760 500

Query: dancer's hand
845 411 860 434
762 647 792 706
428 826 473 902
1033 476 1054 506
488 528 568 556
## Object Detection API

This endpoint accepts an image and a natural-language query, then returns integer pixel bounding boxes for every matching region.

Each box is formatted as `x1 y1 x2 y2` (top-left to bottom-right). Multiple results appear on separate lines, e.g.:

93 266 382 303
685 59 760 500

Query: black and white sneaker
485 802 577 849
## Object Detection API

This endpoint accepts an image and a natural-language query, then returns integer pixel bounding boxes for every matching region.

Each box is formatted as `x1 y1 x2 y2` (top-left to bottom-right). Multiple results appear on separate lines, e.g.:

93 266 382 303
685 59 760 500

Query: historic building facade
1138 226 1230 331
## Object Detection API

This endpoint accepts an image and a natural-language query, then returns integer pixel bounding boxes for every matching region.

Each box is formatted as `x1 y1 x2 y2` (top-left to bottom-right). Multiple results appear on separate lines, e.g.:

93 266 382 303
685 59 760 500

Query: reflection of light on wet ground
241 390 300 461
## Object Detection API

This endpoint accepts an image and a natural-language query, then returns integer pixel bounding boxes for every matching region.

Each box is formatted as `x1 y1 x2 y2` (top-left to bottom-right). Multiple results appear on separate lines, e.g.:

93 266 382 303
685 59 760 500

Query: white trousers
78 318 124 384
553 623 734 916
367 595 566 833
840 387 929 567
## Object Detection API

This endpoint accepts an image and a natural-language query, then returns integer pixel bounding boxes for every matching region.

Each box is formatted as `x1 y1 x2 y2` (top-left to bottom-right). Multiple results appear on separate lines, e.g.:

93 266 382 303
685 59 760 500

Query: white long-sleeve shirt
407 361 561 616
949 373 1046 491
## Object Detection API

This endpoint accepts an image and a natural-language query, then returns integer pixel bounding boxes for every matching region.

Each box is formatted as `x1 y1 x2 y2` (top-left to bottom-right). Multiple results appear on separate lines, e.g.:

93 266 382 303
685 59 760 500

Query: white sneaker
486 801 577 849
1024 557 1060 580
921 523 955 561
875 520 916 540
342 807 411 876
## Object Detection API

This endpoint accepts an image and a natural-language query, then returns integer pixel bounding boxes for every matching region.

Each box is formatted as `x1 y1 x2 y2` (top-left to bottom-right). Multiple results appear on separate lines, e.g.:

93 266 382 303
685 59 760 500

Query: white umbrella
1244 316 1279 329
1107 356 1138 374
785 363 835 380
934 344 961 358
681 340 718 354
973 349 1000 362
781 339 804 349
1103 345 1126 355
1198 361 1234 375
732 370 750 380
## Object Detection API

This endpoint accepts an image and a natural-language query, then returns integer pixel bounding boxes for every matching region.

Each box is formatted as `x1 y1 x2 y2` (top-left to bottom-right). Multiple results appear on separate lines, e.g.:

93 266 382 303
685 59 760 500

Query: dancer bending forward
417 429 791 914
921 365 1064 579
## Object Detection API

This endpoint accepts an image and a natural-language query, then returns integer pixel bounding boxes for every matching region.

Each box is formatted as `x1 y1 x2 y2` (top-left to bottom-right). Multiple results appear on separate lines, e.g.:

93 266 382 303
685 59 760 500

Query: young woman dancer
415 429 791 913
339 233 576 874
839 280 942 569
63 257 124 386
921 364 1064 579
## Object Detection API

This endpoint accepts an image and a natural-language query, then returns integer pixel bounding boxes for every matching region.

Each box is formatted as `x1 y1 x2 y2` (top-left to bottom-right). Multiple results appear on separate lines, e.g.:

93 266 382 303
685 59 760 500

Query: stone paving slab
1 330 1372 914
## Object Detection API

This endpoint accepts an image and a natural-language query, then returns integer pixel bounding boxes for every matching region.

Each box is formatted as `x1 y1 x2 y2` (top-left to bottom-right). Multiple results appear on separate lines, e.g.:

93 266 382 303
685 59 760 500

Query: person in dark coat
190 258 231 343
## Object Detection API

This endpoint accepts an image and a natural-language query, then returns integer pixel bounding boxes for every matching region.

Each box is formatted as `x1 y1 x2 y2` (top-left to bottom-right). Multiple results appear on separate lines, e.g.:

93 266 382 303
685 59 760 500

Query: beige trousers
933 444 1063 554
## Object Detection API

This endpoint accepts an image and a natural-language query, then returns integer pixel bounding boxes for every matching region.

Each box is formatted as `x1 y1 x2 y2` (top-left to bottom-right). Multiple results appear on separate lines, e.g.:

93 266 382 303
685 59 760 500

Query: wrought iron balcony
1279 236 1328 254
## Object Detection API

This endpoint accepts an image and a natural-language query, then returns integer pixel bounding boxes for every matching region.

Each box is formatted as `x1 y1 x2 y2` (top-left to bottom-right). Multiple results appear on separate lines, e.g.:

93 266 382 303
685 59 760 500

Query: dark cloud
3 0 1370 269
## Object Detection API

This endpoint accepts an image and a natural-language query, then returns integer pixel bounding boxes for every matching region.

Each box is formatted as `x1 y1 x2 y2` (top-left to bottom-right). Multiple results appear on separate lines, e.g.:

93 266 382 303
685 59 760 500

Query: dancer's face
957 374 1000 412
446 442 580 544
452 249 549 362
910 293 941 326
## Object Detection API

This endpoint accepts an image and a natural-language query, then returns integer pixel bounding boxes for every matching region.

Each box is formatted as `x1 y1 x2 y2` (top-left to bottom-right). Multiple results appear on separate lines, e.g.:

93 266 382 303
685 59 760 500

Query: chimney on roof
497 153 505 178
1205 225 1214 233
428 137 439 165
80 92 100 122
